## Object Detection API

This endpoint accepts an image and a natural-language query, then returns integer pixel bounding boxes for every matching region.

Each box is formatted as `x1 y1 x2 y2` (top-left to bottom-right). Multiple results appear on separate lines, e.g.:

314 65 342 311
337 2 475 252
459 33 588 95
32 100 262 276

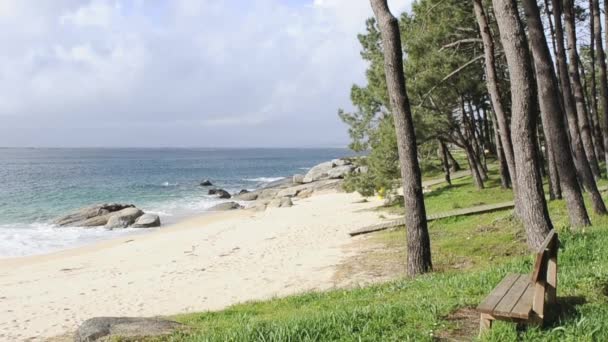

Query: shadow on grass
545 296 587 328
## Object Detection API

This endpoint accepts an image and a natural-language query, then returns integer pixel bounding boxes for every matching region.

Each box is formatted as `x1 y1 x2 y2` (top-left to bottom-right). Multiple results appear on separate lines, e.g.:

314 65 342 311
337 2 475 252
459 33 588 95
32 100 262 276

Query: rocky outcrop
74 317 182 342
302 161 334 183
105 208 144 229
268 197 293 208
209 202 243 211
302 159 358 183
200 179 213 186
53 204 135 227
131 214 161 228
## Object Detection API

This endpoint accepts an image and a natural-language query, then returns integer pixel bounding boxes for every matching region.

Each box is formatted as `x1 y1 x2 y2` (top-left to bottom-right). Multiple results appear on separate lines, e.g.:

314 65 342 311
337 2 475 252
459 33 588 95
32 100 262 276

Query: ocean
0 147 352 257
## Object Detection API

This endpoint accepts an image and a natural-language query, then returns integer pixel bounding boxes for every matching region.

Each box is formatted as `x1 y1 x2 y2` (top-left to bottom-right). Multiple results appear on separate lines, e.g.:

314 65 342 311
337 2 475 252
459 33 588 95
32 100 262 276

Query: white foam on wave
161 181 178 187
244 177 285 183
0 222 147 258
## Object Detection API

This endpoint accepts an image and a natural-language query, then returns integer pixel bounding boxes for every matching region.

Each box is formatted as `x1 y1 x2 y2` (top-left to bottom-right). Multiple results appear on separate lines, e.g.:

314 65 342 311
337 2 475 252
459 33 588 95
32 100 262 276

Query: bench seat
477 273 534 320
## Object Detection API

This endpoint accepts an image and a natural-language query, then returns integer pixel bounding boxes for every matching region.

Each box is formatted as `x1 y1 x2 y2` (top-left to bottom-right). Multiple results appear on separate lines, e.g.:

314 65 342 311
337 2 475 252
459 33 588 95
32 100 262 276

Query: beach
0 189 395 341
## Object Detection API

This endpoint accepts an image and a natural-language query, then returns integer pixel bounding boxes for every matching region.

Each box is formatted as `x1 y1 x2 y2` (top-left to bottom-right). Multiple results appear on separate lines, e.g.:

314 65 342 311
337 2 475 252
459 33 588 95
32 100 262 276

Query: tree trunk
446 148 461 172
439 140 451 185
553 0 608 215
563 0 602 180
370 0 432 276
522 0 590 227
585 3 605 161
594 0 608 176
492 0 553 249
473 0 518 189
490 109 511 188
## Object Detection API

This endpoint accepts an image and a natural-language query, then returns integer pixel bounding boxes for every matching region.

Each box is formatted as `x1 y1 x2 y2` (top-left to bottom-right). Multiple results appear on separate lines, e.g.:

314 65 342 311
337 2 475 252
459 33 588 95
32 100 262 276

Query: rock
200 179 213 186
131 214 161 228
249 201 268 212
258 188 280 200
332 158 351 167
293 174 305 184
238 189 250 195
74 317 182 342
234 191 259 201
297 188 314 198
215 189 231 199
277 187 301 198
209 188 231 199
105 208 144 229
327 165 355 179
268 197 293 208
53 204 135 227
209 202 243 211
302 161 334 183
356 166 369 174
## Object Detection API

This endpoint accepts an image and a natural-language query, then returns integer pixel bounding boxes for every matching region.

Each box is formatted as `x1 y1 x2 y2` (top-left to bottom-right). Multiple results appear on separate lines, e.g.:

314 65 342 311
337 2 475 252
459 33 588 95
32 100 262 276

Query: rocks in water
302 161 334 183
53 204 135 227
293 174 305 184
234 191 259 201
200 179 213 186
209 202 243 211
238 189 250 195
74 317 182 342
131 214 161 228
105 208 144 229
208 188 231 199
268 197 293 208
216 189 231 199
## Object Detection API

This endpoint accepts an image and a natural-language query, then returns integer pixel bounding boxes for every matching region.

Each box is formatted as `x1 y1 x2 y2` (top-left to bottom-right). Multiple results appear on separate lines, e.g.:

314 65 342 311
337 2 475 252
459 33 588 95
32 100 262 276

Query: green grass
150 168 608 341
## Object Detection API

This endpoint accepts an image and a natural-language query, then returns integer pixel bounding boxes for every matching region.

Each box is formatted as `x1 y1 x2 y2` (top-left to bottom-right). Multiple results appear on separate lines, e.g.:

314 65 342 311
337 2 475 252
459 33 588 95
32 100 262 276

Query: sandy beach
0 190 395 341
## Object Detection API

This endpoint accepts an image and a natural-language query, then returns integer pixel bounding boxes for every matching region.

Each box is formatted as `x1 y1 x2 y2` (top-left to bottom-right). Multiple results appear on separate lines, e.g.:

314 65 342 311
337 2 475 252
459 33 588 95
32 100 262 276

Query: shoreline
0 188 397 341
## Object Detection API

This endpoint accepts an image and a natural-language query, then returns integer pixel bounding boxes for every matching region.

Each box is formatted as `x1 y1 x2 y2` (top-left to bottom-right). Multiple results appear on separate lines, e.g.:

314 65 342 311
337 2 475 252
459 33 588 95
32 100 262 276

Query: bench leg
480 313 493 334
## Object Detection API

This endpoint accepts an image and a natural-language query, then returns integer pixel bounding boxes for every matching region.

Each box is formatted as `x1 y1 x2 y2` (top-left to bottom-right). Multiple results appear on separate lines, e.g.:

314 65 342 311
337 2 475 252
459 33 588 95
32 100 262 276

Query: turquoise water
0 148 351 257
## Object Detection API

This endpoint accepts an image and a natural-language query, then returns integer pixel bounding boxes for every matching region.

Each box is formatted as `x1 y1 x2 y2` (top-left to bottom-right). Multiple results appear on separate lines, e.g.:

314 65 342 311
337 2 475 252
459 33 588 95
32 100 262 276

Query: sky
0 0 412 148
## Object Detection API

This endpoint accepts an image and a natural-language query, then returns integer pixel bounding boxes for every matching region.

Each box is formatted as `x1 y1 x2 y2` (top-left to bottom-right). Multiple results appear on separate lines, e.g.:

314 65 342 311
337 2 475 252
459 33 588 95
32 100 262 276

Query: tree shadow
546 296 587 327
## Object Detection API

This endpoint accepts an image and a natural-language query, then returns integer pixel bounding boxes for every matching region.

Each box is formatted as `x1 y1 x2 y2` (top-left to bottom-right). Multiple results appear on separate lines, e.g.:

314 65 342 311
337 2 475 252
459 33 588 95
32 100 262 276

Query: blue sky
0 0 411 148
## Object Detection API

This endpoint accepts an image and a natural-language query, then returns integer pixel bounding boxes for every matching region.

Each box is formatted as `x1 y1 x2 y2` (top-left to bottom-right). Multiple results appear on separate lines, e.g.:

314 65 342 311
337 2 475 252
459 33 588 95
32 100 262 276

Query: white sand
0 191 395 341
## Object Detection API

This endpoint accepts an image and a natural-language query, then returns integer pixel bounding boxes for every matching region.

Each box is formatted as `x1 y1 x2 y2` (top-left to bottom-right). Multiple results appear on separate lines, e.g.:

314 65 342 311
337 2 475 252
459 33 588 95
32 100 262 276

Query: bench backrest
530 229 558 318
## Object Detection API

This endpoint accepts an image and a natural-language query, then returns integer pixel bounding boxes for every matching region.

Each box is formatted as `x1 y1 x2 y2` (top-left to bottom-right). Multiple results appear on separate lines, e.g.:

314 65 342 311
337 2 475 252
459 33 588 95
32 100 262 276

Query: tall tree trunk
439 140 451 185
370 0 432 276
563 0 602 180
522 0 590 227
594 0 608 176
580 57 604 163
473 0 518 190
553 0 608 215
586 3 605 162
492 0 553 249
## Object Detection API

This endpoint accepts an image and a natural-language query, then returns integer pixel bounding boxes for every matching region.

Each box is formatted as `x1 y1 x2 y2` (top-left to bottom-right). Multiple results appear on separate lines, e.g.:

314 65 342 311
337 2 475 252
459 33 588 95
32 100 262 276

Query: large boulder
74 317 182 342
216 189 231 199
131 214 161 228
234 191 259 201
105 208 144 229
276 187 301 198
258 188 280 200
53 204 135 227
209 202 243 211
302 161 334 183
331 159 351 167
327 165 355 179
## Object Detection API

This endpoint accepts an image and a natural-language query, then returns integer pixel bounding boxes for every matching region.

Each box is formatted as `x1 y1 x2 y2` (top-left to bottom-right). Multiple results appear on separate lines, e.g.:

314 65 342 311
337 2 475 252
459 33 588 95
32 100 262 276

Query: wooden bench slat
477 274 520 314
510 282 534 319
493 275 530 317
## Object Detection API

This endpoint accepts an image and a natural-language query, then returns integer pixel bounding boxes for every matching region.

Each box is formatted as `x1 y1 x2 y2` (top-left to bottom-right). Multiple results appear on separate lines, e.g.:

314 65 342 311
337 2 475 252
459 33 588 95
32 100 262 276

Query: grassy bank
154 173 608 341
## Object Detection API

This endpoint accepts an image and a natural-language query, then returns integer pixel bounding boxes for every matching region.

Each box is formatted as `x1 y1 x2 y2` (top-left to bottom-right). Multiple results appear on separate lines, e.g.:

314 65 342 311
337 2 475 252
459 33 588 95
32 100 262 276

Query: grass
147 168 608 342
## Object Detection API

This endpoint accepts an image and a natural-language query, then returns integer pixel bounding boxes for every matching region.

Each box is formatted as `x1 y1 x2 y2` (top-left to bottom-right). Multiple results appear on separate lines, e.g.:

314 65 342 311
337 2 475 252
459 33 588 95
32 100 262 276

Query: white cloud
0 0 414 147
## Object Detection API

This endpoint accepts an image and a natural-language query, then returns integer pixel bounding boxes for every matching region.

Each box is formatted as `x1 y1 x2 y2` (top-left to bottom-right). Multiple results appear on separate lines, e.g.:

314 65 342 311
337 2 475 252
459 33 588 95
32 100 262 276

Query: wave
161 182 178 187
244 177 285 183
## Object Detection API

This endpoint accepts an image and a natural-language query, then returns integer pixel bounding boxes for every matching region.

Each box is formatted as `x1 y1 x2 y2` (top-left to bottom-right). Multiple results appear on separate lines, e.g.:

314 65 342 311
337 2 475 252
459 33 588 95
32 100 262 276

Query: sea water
0 148 351 257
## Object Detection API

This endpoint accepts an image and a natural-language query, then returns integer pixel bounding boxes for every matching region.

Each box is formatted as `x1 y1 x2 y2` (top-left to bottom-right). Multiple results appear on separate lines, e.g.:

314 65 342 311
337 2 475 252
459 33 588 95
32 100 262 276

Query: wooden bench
477 229 558 333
